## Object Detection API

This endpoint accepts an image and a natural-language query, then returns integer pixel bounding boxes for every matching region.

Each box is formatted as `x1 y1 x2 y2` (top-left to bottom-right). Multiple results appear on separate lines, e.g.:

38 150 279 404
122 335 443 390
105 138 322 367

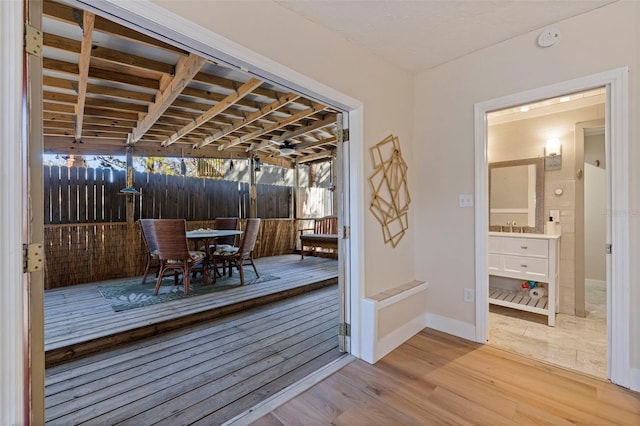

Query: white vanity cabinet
488 233 560 326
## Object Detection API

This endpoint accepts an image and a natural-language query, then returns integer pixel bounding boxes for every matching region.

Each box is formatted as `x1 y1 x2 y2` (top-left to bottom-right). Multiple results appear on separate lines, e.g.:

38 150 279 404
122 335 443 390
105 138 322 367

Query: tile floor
489 280 607 378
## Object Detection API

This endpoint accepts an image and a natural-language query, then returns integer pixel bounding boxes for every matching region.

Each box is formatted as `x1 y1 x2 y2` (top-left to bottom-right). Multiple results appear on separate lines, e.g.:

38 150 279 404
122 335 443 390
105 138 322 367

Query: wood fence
43 166 292 224
44 219 302 289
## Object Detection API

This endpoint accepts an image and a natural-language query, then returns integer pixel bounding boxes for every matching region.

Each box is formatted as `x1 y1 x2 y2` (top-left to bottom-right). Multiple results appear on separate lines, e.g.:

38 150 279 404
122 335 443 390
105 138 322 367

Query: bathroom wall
488 102 605 314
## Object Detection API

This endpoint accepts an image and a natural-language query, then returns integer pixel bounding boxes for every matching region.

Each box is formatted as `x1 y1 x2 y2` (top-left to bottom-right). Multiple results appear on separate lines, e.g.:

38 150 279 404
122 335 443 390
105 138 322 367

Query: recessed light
559 96 571 103
520 105 530 112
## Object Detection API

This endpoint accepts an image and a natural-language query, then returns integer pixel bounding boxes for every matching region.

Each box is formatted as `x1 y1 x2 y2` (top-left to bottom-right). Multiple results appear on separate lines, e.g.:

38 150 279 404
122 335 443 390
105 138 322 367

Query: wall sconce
545 138 562 170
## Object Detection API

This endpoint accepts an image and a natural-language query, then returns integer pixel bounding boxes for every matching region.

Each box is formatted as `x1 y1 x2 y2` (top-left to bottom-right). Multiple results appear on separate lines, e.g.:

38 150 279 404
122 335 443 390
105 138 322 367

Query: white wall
414 1 639 366
149 0 416 298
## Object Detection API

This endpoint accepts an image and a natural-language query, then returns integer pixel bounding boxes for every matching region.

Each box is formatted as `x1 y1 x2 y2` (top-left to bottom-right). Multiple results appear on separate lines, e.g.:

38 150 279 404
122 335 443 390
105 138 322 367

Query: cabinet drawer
502 238 548 258
503 255 548 279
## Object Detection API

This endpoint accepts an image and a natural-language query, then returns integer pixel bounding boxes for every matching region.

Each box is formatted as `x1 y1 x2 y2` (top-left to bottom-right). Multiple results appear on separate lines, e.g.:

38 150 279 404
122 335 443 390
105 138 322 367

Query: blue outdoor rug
98 270 279 312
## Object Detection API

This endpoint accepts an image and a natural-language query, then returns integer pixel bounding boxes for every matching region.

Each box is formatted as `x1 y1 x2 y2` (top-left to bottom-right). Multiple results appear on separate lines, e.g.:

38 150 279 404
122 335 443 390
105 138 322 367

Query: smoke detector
537 28 560 48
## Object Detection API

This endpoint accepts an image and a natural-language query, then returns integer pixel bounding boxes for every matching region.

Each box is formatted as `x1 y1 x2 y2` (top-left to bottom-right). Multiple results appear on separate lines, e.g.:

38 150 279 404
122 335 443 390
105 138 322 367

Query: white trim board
0 1 26 424
474 68 630 388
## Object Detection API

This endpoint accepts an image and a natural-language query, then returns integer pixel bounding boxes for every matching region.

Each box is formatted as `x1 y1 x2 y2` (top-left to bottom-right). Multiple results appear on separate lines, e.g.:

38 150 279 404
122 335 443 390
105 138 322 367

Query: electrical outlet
463 288 474 303
459 194 473 208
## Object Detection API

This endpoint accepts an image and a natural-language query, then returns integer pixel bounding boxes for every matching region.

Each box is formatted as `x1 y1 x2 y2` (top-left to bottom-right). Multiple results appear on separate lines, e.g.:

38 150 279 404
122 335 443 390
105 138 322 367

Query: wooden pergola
41 0 340 220
42 0 339 167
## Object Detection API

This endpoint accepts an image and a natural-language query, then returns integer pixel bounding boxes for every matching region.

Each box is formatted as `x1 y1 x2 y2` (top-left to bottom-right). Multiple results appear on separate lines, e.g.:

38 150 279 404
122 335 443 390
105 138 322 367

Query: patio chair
214 217 239 249
151 219 207 295
212 218 260 286
138 219 160 285
206 217 239 275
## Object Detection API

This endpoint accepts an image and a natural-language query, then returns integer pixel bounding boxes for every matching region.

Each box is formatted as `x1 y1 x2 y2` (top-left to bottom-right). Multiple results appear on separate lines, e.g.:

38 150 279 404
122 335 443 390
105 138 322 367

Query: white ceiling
275 0 616 73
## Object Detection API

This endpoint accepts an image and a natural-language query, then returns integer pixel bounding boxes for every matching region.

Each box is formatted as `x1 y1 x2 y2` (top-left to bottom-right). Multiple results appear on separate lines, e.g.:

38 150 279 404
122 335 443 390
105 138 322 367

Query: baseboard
375 313 428 362
425 313 476 342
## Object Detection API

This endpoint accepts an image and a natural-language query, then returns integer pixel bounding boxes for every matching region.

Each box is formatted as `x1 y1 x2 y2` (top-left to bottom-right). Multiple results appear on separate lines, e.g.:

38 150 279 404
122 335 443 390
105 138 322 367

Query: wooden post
125 146 134 224
250 157 257 218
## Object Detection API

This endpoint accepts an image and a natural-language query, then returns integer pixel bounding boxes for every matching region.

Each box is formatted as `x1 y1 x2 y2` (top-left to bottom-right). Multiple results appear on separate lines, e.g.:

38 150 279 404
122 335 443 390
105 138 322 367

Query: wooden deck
45 255 338 366
45 285 343 425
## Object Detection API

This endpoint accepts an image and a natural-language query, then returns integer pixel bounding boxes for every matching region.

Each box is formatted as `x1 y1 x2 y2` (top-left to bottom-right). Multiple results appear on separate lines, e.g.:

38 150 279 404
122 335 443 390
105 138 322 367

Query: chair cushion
166 250 206 264
212 246 239 256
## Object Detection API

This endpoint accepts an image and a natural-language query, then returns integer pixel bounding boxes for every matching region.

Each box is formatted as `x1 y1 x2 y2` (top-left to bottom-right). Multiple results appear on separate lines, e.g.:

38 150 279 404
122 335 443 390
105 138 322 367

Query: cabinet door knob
520 246 528 249
521 264 528 268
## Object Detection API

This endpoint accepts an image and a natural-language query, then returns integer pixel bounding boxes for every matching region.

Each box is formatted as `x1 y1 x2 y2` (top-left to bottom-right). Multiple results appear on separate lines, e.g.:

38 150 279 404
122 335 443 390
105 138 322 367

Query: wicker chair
212 218 260 286
151 219 207 295
213 217 239 249
139 219 160 285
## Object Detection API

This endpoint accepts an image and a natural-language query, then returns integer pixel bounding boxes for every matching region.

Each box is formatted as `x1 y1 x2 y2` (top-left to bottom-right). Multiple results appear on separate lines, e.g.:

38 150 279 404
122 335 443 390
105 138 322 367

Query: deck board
45 255 338 364
45 285 342 425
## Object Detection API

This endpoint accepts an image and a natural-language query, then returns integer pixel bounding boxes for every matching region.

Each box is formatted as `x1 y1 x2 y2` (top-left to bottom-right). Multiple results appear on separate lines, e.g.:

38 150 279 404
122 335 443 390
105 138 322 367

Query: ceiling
42 0 339 168
276 0 616 72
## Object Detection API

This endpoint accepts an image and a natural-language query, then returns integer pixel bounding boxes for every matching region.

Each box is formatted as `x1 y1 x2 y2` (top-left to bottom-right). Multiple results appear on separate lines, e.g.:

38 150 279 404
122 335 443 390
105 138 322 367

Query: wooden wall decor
369 134 410 247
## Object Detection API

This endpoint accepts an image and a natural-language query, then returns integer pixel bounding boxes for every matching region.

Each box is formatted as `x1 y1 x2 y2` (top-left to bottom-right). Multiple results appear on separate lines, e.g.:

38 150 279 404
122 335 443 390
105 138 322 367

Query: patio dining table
186 229 243 254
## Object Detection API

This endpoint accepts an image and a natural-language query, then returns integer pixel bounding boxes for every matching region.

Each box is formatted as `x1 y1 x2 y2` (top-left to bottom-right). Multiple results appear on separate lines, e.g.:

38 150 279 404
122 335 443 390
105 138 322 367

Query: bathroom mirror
489 158 544 233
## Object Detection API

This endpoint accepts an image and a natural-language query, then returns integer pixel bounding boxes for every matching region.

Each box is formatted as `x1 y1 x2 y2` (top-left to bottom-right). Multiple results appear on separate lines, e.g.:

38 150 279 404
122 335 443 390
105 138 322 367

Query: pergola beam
130 53 206 144
295 150 334 164
219 102 326 151
74 11 94 142
161 77 262 147
249 114 336 152
197 92 299 148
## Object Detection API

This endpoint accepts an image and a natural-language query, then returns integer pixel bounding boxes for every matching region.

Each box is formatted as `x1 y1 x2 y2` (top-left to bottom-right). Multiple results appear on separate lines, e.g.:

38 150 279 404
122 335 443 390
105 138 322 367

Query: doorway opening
28 0 364 422
473 67 630 388
485 88 607 378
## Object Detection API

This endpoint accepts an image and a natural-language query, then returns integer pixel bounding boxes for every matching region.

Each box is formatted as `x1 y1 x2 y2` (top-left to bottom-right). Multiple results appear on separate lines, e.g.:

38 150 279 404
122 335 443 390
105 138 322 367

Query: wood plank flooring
45 285 343 425
254 328 640 425
45 255 338 365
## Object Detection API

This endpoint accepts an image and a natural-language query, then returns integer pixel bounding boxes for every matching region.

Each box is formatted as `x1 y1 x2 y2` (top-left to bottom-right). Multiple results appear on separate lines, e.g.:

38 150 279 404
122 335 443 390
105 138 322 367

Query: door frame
0 1 28 423
473 68 630 387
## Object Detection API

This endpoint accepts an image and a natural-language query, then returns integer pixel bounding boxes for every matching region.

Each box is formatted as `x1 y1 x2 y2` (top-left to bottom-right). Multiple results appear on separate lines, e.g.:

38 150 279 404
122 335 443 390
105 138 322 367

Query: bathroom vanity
488 232 560 326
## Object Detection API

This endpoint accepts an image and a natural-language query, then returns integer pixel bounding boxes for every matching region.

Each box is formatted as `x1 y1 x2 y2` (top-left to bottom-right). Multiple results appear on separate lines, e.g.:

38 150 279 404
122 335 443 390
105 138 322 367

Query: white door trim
474 67 630 387
0 1 26 424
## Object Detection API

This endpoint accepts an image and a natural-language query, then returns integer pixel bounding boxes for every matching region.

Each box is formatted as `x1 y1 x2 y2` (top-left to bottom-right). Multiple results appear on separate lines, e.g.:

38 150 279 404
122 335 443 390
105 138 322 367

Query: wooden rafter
196 92 300 148
74 11 94 142
161 77 263 147
295 150 334 164
130 53 206 144
249 114 337 152
218 102 326 151
43 0 185 55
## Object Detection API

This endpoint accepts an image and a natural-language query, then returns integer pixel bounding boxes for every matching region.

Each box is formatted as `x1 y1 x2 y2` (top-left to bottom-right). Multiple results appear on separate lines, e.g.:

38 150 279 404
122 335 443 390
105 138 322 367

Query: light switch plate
459 194 473 208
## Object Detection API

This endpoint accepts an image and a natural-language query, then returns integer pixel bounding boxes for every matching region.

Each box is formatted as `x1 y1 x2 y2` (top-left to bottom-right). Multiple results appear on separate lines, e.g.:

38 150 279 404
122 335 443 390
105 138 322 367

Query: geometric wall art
369 134 410 247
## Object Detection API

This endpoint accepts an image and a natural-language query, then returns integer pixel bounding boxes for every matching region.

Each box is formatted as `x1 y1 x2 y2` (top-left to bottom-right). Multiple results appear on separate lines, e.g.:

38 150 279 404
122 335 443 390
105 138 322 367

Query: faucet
506 220 516 232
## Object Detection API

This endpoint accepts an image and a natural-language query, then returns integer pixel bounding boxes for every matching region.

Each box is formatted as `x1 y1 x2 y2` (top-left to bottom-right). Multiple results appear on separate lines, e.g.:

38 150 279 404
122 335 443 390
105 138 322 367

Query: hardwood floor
253 328 640 425
45 255 338 365
45 285 343 425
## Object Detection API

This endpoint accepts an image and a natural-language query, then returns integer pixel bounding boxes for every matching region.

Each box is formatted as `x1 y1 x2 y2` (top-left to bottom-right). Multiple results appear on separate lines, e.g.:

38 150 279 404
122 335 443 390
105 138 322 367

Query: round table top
186 229 242 239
